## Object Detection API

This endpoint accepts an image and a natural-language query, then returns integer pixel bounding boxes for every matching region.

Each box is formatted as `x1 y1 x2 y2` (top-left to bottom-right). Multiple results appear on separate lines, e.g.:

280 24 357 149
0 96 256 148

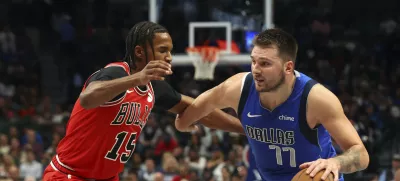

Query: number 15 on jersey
105 131 137 163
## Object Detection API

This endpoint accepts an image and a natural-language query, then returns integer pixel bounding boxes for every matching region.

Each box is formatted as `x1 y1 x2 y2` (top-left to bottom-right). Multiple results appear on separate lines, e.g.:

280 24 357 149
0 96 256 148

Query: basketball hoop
186 46 220 80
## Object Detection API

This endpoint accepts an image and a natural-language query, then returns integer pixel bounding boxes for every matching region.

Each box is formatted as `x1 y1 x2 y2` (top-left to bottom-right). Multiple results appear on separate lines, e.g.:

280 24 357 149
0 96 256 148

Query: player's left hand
299 158 340 181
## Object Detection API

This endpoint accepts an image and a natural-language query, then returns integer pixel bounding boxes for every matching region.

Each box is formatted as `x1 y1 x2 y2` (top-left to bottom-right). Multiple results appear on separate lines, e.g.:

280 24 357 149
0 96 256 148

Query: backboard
148 0 275 66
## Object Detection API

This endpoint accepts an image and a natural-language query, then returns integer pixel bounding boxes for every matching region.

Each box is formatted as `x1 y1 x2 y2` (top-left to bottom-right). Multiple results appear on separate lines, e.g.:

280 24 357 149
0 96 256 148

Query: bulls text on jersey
110 102 150 128
104 101 151 163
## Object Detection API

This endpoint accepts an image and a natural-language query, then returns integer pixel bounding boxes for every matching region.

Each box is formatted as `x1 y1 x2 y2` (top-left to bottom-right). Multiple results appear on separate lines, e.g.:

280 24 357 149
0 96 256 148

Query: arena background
0 0 400 180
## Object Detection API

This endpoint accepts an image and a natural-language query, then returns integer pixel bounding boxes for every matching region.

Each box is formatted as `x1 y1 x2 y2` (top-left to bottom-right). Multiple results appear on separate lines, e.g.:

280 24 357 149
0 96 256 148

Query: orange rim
186 46 220 62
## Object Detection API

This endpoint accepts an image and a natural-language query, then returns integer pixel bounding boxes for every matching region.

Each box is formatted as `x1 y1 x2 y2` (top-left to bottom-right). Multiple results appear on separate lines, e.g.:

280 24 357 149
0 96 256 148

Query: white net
187 47 220 80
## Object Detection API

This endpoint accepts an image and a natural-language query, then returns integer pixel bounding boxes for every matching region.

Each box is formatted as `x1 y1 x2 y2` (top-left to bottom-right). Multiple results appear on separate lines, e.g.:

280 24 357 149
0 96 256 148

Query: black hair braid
123 21 168 70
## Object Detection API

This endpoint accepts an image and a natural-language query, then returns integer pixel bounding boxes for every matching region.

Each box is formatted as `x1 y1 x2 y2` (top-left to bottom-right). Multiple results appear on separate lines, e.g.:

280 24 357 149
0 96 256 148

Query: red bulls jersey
51 62 154 179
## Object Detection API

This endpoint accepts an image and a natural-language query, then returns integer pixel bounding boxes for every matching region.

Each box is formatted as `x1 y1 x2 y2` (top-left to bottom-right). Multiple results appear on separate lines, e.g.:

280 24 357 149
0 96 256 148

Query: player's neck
259 74 296 111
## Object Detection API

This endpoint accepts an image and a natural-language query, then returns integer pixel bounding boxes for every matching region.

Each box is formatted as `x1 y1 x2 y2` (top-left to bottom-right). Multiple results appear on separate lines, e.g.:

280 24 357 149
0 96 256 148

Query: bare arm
175 73 247 132
80 75 141 109
168 95 245 134
80 60 172 109
309 84 369 173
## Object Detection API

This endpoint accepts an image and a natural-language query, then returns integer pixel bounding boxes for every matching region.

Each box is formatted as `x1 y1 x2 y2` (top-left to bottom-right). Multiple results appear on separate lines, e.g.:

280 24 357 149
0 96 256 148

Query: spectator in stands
172 163 190 181
8 127 18 140
0 97 6 120
185 147 206 176
184 134 207 157
19 150 42 180
138 115 161 152
138 159 157 181
9 138 20 165
220 166 231 181
2 154 15 173
395 168 400 181
206 149 225 180
24 176 36 181
124 170 138 181
154 133 178 158
161 152 179 181
22 129 43 159
379 154 400 181
188 169 200 181
43 133 61 157
130 153 142 171
0 25 16 61
153 172 164 181
0 134 10 155
207 134 223 156
7 165 19 181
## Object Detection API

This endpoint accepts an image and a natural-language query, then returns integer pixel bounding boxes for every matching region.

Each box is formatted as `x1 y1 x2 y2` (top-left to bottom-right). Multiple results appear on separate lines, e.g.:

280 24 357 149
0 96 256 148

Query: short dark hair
253 28 298 62
123 21 168 69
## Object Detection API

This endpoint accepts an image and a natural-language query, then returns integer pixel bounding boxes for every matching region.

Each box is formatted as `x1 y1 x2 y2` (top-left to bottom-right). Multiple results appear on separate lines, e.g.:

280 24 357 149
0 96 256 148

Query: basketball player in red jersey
42 21 244 181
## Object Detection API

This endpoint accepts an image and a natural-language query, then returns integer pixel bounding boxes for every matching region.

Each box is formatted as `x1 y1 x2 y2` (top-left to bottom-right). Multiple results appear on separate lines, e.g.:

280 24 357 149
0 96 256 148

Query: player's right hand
137 60 172 85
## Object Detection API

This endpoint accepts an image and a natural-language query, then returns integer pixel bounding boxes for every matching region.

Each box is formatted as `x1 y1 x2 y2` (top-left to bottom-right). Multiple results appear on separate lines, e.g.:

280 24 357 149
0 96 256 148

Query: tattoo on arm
333 146 364 173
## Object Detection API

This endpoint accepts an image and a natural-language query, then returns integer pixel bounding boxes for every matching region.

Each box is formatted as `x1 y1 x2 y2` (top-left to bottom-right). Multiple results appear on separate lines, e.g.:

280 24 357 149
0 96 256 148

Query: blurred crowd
0 0 400 181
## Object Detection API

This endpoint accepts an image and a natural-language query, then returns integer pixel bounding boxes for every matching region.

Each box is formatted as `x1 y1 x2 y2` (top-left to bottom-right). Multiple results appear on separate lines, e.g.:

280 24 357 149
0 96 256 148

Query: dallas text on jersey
245 125 295 146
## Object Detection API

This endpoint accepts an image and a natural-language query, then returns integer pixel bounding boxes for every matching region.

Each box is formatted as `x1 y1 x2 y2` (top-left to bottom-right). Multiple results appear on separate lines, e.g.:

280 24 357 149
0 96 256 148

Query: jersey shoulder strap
238 73 253 119
105 61 130 75
82 61 130 89
298 79 319 146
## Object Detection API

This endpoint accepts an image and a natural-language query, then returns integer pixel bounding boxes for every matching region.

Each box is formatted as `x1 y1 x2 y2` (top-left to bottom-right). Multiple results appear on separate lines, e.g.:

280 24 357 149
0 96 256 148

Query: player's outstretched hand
137 60 172 85
299 158 340 181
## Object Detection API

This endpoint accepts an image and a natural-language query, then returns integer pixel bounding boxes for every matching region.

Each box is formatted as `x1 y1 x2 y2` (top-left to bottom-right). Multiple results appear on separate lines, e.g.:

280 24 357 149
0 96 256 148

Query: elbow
174 120 186 132
175 115 189 132
350 145 370 171
79 94 93 109
360 147 370 170
79 92 97 109
79 82 107 109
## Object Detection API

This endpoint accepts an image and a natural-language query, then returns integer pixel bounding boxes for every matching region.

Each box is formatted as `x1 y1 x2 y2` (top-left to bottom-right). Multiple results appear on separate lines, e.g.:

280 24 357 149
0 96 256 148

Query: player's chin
255 85 268 92
254 83 268 92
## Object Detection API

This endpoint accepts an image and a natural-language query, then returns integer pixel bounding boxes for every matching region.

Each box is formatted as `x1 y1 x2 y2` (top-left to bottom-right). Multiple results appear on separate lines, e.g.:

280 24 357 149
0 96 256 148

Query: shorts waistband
51 155 115 181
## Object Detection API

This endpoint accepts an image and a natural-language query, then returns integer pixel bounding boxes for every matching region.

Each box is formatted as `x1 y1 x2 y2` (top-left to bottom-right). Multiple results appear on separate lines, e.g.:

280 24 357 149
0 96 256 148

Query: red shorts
43 164 119 181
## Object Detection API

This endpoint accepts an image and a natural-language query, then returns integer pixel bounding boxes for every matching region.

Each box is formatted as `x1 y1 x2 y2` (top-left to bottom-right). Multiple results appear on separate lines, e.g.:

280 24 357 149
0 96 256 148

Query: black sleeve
87 66 128 84
151 80 182 110
86 66 129 102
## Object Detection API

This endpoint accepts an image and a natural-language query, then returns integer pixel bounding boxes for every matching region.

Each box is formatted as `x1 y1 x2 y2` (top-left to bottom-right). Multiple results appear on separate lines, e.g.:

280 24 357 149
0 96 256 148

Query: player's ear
284 60 294 74
134 45 145 60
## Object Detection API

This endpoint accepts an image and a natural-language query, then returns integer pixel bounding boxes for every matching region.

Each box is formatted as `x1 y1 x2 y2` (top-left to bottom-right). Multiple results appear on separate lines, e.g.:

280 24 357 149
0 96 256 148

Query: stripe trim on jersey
50 157 116 181
50 155 77 178
148 82 155 104
148 81 154 95
134 85 148 96
50 161 59 171
56 155 75 171
238 73 253 120
122 61 130 74
298 79 320 147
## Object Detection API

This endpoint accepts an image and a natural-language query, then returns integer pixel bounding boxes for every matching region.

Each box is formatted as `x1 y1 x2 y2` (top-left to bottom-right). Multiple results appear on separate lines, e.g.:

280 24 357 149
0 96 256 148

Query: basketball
291 169 334 181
